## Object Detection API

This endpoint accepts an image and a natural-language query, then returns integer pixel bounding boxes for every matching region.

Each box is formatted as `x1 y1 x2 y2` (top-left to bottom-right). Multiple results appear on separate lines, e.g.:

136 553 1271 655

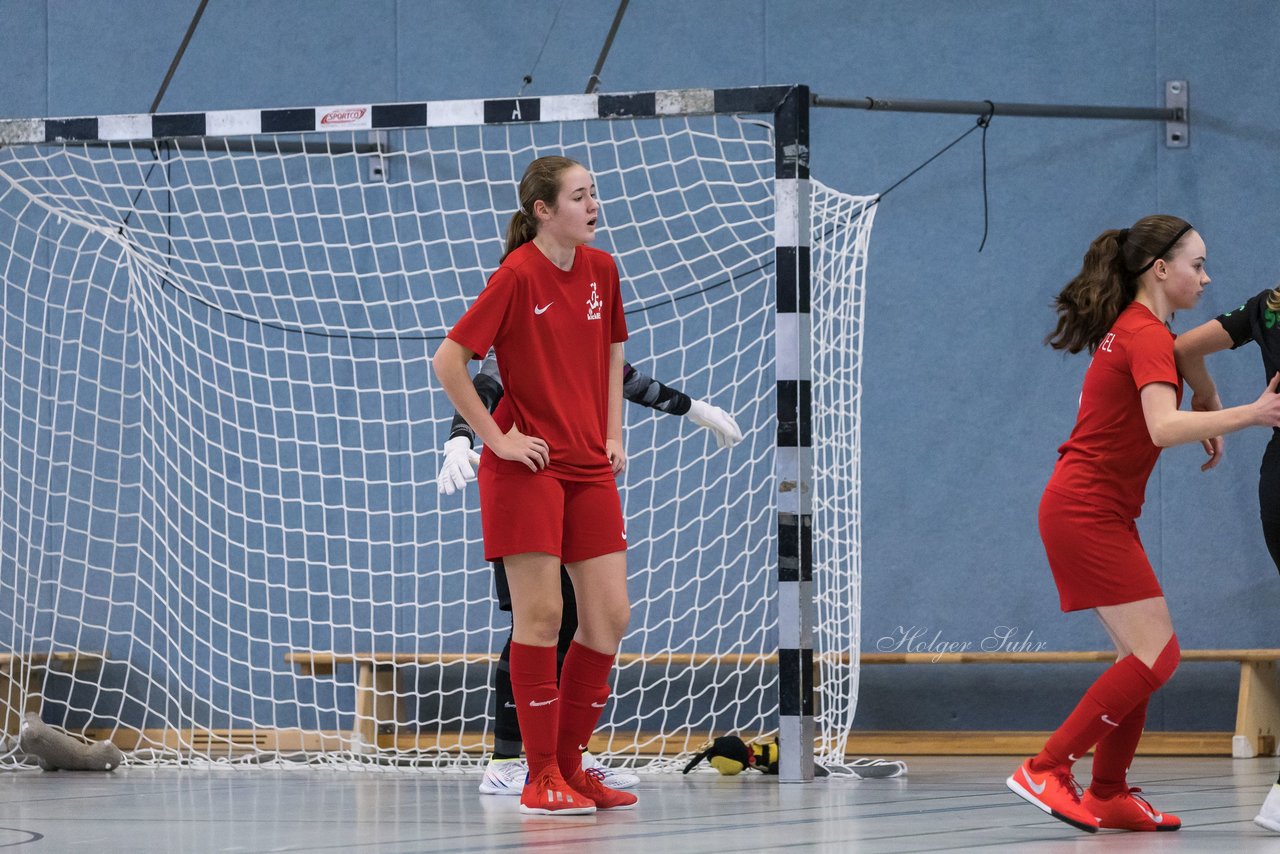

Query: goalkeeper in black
437 351 742 794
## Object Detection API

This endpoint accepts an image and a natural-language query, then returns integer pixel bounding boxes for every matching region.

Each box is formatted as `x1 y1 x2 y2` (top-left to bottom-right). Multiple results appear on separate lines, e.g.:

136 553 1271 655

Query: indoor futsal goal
0 85 876 778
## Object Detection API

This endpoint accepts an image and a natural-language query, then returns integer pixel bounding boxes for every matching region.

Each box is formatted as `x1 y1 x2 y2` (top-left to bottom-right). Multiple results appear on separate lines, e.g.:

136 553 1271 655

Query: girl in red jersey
432 156 636 816
1172 290 1280 833
1005 215 1280 833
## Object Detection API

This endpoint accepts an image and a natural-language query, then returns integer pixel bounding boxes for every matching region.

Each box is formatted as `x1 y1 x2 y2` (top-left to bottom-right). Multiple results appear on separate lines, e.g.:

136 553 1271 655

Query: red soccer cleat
519 765 596 816
567 765 639 811
1083 787 1181 831
1006 758 1099 833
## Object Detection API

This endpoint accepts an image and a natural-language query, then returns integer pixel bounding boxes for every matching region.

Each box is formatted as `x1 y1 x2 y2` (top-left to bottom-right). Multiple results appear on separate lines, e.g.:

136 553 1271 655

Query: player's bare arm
432 338 549 472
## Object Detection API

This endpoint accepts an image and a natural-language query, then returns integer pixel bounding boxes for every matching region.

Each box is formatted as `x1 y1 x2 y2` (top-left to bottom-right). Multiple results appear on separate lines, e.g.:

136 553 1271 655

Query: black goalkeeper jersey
1216 289 1280 387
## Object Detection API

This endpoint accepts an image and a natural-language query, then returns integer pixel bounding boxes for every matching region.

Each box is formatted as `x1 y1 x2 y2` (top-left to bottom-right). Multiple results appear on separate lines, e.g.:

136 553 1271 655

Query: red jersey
447 241 628 481
1046 302 1181 518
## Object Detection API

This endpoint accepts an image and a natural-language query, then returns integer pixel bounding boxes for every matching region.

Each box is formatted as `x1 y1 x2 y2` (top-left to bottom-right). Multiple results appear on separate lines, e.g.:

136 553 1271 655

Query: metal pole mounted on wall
813 81 1190 147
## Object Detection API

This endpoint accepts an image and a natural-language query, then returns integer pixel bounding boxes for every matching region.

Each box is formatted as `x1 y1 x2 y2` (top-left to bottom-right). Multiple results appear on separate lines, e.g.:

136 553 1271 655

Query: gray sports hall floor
1 756 1276 852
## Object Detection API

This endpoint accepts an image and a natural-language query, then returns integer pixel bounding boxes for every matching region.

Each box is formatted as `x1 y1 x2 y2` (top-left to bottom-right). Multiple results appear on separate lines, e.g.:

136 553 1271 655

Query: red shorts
1038 487 1164 612
478 463 626 563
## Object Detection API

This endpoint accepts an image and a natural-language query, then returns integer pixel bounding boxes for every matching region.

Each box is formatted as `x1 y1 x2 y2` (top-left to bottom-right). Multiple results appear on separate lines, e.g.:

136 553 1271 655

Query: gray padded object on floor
20 713 122 771
849 757 908 778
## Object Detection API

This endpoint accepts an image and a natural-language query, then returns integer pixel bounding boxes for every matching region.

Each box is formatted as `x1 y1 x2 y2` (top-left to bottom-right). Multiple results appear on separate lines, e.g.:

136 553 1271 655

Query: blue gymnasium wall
3 0 1279 734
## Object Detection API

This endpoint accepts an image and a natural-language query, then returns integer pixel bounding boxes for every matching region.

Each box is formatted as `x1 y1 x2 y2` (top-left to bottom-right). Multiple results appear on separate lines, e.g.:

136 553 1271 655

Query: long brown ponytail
1046 214 1194 354
501 155 582 263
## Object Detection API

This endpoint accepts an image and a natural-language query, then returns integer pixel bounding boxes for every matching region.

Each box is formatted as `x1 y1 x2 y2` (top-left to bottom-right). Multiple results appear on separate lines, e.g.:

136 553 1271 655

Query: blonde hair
500 156 583 263
1266 287 1280 314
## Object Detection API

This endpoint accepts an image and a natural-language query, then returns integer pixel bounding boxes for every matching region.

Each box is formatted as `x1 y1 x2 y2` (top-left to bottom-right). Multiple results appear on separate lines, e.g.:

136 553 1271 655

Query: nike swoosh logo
1101 714 1120 726
1138 803 1164 823
1021 767 1046 795
578 744 589 751
504 702 516 708
591 701 607 708
1068 753 1080 761
534 302 553 315
529 698 557 707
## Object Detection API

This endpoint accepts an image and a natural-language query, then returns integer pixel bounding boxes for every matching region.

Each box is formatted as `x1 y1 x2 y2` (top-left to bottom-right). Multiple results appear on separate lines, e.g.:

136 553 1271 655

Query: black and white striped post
772 85 815 783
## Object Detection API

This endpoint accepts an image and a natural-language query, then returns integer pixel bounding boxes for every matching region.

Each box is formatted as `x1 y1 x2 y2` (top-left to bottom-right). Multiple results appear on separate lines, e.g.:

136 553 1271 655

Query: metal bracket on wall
367 131 389 182
1165 80 1189 148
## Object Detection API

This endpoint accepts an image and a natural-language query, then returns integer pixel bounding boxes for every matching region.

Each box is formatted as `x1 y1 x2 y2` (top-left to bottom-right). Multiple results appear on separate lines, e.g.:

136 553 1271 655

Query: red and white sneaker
1006 759 1099 833
519 765 596 816
1083 787 1181 831
567 765 639 811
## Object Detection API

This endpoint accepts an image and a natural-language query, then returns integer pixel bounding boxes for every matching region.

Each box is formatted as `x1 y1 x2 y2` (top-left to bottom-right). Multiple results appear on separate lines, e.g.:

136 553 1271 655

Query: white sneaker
849 757 908 779
1256 783 1280 832
478 757 527 795
582 751 639 790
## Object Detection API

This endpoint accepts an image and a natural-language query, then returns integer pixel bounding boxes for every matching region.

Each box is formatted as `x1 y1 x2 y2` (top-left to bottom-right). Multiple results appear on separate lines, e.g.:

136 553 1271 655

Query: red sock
1031 654 1161 772
556 641 616 779
508 641 560 778
1089 696 1147 798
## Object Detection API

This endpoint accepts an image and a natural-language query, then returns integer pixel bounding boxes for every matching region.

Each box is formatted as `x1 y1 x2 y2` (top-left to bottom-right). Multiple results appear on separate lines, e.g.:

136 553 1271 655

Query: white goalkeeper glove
437 435 481 495
686 399 744 449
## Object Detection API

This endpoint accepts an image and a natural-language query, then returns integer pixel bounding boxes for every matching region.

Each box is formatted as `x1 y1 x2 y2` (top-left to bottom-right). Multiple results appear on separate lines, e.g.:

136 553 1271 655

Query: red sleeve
448 267 515 360
1128 324 1178 390
607 255 628 344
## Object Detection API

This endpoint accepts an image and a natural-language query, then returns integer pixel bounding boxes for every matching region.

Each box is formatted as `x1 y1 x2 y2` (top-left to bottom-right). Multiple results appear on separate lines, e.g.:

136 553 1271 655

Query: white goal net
0 101 874 771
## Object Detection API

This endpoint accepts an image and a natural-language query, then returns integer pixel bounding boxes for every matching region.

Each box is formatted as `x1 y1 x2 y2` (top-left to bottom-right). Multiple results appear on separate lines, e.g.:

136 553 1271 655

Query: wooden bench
860 649 1280 758
285 648 1280 757
0 652 108 736
284 652 494 752
284 650 777 752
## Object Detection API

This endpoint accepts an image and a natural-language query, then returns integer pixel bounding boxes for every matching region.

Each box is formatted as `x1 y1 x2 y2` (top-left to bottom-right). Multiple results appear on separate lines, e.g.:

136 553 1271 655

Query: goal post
772 85 816 782
0 86 875 780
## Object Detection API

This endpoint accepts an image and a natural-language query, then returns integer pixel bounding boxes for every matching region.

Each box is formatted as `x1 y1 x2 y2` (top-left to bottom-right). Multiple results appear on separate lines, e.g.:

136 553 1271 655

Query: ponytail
1046 214 1193 354
502 210 538 263
500 155 582 262
1045 230 1132 354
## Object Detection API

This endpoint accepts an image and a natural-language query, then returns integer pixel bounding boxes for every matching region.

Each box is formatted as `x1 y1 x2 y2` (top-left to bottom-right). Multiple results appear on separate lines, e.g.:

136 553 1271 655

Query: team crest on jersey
586 281 602 320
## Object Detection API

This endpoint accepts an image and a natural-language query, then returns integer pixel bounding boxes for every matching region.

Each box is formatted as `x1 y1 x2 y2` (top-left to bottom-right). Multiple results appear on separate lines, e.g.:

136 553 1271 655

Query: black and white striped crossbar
0 86 799 146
